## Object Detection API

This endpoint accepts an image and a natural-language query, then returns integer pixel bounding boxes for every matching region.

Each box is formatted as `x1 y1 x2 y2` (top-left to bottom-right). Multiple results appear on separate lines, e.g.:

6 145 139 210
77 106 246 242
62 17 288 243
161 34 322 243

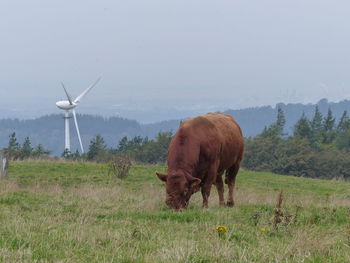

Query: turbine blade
61 82 73 105
72 109 84 153
74 77 101 104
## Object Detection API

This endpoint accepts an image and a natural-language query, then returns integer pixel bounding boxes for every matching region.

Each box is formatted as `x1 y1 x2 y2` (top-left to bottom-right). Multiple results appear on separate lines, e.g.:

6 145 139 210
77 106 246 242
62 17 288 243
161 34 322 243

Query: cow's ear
190 178 201 193
156 172 168 182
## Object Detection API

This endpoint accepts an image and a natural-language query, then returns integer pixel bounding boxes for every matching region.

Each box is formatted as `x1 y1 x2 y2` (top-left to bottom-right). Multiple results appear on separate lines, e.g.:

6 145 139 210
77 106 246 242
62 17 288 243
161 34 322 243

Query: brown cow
156 113 244 211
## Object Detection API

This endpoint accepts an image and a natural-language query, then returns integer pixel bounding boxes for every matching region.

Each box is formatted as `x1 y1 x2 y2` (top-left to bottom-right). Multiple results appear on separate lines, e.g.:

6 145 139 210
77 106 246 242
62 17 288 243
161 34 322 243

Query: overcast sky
1 0 350 121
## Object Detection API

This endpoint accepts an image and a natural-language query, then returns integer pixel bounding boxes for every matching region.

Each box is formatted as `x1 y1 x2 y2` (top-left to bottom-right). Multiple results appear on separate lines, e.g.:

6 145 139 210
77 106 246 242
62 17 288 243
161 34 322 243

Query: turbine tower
56 77 101 153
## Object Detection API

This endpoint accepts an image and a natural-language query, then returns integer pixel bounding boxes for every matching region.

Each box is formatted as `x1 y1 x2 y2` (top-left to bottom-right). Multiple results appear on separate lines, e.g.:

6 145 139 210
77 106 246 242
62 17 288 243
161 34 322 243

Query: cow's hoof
226 201 235 207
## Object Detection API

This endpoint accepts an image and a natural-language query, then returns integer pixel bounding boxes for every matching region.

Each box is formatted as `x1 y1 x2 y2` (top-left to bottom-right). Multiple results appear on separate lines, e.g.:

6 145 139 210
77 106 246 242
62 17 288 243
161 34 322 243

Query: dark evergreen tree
276 107 286 136
322 108 336 144
323 108 335 132
311 106 323 131
32 144 51 158
260 107 286 138
8 132 20 149
337 111 350 132
293 113 312 140
5 132 20 159
336 111 350 150
336 129 350 151
87 134 106 160
21 136 33 159
310 106 323 144
117 136 128 152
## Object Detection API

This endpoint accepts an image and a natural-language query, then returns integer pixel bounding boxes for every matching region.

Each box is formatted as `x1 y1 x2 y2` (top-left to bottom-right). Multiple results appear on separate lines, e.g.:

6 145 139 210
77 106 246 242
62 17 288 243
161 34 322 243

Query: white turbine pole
64 111 71 152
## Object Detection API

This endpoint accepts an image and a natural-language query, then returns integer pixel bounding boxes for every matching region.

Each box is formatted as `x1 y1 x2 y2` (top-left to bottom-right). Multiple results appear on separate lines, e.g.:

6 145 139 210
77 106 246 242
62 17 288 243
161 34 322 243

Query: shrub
107 155 132 179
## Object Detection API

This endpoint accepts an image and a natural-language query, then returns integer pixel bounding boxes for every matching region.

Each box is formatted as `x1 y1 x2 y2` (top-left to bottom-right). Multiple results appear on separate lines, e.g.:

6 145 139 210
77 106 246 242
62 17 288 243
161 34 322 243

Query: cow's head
156 171 201 211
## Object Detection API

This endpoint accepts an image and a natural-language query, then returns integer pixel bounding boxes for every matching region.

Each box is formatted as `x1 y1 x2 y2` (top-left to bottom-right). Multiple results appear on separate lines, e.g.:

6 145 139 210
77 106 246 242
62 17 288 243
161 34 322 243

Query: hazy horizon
1 1 350 122
0 97 345 124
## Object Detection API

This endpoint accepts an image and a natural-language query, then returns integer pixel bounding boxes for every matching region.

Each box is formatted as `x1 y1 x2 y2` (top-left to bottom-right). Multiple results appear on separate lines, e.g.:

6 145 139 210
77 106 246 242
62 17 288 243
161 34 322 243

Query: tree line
62 132 173 164
243 106 350 180
3 132 51 160
5 107 350 180
3 131 172 164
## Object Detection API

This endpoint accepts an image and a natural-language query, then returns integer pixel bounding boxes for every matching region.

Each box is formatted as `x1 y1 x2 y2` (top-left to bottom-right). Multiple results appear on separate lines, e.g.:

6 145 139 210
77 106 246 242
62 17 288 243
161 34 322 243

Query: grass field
0 161 349 262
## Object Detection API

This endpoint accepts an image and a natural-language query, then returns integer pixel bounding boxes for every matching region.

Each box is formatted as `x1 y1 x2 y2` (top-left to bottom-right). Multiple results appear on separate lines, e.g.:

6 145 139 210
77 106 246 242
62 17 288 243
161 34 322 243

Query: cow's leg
215 173 225 207
201 162 219 208
225 164 240 207
201 186 210 209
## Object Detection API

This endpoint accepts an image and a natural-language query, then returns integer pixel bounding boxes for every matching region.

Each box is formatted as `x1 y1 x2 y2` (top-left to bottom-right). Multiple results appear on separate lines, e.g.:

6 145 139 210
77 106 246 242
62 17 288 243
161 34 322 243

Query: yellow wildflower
260 228 268 232
215 225 228 233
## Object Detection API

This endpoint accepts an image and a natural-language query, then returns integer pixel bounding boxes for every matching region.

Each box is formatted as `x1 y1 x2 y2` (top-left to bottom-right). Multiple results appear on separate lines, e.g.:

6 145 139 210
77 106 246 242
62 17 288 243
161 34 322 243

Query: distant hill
1 99 350 155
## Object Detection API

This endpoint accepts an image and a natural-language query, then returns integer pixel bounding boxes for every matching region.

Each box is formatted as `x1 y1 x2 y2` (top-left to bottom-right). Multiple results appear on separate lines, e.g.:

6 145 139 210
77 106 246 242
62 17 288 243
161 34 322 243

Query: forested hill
1 98 350 155
0 115 143 156
225 98 350 137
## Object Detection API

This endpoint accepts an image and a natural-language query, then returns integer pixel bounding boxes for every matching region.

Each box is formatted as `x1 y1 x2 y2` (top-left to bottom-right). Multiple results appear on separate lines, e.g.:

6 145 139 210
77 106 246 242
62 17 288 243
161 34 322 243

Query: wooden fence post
0 150 8 179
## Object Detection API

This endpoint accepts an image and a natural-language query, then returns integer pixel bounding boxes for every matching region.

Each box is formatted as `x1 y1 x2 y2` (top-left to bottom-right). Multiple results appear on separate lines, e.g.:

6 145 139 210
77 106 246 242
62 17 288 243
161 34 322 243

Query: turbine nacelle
56 101 77 110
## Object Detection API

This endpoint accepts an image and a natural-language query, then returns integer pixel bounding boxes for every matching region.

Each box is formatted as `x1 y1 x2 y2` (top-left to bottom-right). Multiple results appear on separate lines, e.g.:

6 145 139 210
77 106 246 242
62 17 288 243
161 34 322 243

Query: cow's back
173 113 243 175
202 113 244 171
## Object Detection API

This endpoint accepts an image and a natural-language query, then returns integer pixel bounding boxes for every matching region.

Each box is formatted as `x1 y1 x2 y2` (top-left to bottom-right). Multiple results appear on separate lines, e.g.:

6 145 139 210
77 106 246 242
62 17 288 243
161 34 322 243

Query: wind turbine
56 77 101 154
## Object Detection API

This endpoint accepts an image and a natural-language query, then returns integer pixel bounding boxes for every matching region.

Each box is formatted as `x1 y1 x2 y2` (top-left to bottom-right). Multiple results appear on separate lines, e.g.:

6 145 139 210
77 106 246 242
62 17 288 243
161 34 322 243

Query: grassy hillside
0 161 349 262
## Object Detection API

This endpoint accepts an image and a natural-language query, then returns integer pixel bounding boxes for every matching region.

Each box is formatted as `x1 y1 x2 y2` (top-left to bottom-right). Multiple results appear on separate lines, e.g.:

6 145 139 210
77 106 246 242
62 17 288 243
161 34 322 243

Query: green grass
0 160 349 262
